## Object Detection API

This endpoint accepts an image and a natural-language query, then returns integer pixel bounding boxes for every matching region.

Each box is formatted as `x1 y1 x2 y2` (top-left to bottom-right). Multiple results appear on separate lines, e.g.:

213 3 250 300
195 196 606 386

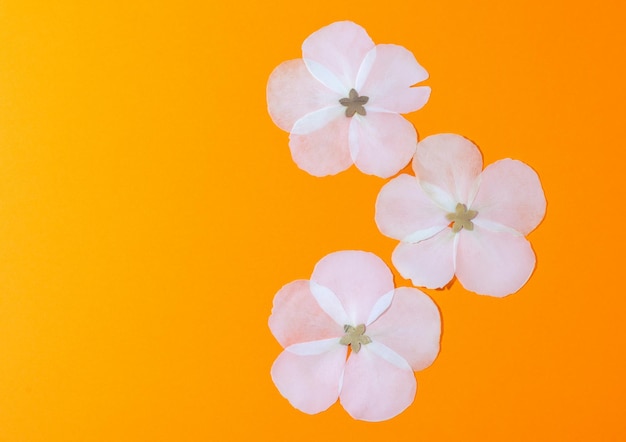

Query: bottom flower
269 250 441 422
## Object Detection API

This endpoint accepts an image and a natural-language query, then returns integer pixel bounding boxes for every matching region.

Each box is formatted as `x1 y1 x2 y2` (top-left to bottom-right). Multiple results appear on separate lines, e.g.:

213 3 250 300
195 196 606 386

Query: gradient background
0 0 624 440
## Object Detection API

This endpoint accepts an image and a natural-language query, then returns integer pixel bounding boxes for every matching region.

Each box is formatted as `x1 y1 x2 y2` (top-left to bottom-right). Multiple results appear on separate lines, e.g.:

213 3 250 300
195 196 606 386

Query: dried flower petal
269 251 441 421
376 133 546 297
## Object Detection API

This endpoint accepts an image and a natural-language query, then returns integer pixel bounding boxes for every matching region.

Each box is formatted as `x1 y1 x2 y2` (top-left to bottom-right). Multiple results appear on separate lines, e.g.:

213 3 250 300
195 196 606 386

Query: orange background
0 0 624 440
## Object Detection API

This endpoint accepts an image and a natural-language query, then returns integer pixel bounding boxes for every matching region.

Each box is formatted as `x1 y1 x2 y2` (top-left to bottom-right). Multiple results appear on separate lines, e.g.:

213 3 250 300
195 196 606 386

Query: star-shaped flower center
339 89 369 117
339 324 372 353
446 203 478 233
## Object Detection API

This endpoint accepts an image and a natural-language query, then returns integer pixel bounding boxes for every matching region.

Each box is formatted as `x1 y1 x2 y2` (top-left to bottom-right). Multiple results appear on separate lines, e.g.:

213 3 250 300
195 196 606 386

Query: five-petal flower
375 133 546 297
267 21 431 178
269 250 441 421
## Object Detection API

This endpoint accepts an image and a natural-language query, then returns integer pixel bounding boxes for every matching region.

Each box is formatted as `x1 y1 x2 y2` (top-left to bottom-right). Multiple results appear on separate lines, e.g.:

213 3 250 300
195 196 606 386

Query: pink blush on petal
340 345 416 422
311 251 395 325
392 230 456 289
269 280 344 348
271 345 347 415
414 134 483 204
367 287 441 371
288 114 352 177
455 226 536 297
471 159 546 235
349 112 417 178
267 59 340 132
302 21 375 91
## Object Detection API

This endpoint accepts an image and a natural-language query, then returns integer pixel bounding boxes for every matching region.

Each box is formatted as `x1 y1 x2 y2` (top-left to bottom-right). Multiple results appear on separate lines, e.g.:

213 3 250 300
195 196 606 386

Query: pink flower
375 134 547 297
267 21 430 178
269 250 441 422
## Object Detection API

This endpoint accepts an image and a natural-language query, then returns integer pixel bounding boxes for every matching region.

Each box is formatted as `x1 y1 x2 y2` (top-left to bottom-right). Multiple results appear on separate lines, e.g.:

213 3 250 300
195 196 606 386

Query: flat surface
0 1 624 440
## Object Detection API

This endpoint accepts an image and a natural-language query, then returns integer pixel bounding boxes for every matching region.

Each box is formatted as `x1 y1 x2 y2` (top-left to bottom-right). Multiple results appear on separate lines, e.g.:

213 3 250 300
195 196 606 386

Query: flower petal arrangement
375 133 546 297
267 21 431 178
269 250 441 422
267 20 547 422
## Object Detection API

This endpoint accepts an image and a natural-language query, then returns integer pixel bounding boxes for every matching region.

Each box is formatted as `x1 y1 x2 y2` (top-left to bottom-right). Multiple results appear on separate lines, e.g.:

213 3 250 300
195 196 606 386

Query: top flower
375 134 547 297
267 21 431 178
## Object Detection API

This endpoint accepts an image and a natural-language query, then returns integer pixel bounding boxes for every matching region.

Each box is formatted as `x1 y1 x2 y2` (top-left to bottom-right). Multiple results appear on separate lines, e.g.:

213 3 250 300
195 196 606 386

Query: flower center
339 324 372 353
339 89 369 117
446 203 478 233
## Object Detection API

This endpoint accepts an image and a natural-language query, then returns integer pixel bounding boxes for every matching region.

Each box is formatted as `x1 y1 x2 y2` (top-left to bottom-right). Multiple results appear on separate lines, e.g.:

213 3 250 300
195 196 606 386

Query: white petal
419 182 459 213
291 106 345 135
309 281 349 326
302 58 348 95
365 290 394 325
286 338 343 356
366 341 412 370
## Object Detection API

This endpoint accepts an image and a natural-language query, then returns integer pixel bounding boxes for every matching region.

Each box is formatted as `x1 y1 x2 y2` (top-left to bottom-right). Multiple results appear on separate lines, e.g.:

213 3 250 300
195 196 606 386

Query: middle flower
375 133 547 297
267 21 431 178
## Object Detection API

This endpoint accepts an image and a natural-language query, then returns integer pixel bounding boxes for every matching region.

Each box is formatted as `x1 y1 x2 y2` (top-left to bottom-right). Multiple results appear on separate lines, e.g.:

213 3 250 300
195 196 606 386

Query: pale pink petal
349 112 417 178
311 251 394 325
269 280 344 348
271 345 347 414
369 86 430 115
366 341 412 370
375 174 449 241
302 21 374 91
289 113 352 176
286 338 343 355
358 44 430 113
392 229 456 289
368 287 441 371
340 345 416 421
267 59 340 132
365 291 394 326
309 281 350 326
471 159 546 235
414 134 483 204
269 280 343 347
291 106 345 135
455 225 536 297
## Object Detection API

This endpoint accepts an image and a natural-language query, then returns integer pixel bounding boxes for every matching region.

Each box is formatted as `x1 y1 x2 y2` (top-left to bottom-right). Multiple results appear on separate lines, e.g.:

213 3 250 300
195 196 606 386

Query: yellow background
0 0 624 440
